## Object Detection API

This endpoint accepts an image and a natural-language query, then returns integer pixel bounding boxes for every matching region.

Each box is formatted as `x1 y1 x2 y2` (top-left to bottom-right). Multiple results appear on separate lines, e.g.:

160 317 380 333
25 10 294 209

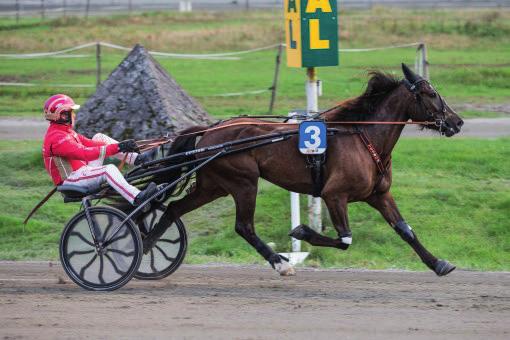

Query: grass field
0 138 508 271
0 8 509 119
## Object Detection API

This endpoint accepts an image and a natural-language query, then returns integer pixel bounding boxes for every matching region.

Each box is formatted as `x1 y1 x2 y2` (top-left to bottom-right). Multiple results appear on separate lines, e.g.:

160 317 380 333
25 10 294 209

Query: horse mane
324 71 401 121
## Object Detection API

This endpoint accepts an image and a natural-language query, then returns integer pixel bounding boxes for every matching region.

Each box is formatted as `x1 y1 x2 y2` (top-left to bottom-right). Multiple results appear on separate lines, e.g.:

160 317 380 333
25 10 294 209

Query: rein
173 119 435 139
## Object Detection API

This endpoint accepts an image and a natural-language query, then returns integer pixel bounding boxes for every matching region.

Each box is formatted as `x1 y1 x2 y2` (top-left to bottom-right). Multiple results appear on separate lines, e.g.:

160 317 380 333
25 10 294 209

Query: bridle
403 78 448 134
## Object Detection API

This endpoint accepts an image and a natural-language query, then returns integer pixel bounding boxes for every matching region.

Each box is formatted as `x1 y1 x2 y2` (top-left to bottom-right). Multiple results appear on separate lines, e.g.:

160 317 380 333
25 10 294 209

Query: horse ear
401 63 421 83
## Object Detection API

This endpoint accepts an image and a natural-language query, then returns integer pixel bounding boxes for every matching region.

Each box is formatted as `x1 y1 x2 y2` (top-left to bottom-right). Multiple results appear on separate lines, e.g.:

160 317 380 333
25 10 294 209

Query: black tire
134 206 187 280
59 206 142 291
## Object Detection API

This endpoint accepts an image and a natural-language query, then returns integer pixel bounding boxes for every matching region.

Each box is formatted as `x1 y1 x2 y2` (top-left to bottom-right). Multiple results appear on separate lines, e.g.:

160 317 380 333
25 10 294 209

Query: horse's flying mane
325 71 401 121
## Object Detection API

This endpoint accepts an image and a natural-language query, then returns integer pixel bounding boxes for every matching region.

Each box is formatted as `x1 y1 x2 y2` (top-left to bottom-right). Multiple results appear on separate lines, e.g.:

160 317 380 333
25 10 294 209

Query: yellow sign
284 0 338 68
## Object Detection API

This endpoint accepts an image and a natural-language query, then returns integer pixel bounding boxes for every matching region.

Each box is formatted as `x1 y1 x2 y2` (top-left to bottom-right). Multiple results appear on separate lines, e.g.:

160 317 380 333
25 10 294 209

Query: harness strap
357 130 386 175
306 154 326 198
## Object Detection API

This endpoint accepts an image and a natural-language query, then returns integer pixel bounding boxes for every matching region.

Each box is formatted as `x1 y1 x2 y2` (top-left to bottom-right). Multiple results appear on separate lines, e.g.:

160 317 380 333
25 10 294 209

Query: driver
42 94 158 206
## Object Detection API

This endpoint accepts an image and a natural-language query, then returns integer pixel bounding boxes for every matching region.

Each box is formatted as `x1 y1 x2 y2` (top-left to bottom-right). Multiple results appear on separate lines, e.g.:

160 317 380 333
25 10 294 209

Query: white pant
63 134 140 204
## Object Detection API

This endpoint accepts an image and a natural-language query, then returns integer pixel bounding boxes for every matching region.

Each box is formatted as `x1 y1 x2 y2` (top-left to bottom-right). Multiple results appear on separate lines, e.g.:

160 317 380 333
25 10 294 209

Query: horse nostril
457 120 464 128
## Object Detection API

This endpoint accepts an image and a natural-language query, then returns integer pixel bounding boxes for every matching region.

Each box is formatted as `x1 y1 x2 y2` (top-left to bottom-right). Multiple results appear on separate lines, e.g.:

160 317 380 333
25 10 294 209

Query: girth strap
306 154 326 198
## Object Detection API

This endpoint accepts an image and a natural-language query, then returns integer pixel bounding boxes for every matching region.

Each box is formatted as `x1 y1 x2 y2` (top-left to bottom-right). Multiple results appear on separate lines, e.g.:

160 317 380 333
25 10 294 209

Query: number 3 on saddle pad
299 121 327 154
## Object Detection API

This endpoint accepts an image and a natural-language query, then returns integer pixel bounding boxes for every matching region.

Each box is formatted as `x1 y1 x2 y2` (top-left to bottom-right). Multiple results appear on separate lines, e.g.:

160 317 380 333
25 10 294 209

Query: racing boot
134 147 159 166
133 182 158 206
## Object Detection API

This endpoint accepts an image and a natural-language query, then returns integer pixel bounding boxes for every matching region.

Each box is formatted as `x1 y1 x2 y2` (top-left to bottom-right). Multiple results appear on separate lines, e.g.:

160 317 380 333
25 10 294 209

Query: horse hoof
289 224 311 241
434 259 456 276
275 261 296 276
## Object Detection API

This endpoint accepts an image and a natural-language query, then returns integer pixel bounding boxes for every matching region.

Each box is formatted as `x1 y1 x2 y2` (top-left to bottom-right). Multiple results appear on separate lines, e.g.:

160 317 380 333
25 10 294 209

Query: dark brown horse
144 64 463 276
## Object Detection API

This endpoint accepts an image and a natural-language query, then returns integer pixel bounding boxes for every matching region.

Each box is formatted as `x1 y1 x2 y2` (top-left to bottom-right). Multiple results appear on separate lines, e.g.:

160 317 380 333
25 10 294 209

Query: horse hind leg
143 180 226 253
227 177 295 276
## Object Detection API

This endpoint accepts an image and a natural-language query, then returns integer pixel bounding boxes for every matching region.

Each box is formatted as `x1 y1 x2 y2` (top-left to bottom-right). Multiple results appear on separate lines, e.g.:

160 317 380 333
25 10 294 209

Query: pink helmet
43 94 80 121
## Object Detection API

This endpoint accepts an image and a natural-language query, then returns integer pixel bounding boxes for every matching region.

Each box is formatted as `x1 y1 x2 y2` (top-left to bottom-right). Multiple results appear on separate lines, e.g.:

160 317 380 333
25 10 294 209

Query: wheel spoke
150 249 157 273
107 229 130 245
79 254 98 278
107 248 135 257
98 255 105 284
68 249 95 258
102 213 114 240
140 219 150 235
104 253 126 276
149 211 158 230
155 245 175 262
159 238 180 245
69 232 94 246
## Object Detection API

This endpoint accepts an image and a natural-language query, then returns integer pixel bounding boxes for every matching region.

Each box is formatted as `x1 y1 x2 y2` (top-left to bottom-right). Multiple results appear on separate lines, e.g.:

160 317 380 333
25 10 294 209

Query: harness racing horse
144 64 464 276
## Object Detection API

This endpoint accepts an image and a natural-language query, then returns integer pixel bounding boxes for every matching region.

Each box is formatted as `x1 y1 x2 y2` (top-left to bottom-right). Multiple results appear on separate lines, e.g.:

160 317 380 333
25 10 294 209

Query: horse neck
364 85 413 157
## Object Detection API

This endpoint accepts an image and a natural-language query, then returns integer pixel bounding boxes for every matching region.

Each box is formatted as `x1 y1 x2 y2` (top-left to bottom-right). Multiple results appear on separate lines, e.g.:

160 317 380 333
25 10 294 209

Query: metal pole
306 67 322 232
290 191 301 252
96 42 101 87
129 0 132 14
63 0 66 18
41 0 45 20
287 112 301 253
15 0 19 24
268 44 283 115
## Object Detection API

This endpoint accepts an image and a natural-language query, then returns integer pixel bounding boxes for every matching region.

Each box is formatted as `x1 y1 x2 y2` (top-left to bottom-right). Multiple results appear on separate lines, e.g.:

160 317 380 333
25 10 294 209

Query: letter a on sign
306 0 332 13
284 0 338 68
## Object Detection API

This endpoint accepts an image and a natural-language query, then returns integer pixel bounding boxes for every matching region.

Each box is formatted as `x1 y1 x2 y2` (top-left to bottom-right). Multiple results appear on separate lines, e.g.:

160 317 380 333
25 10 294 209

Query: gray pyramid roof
75 44 213 140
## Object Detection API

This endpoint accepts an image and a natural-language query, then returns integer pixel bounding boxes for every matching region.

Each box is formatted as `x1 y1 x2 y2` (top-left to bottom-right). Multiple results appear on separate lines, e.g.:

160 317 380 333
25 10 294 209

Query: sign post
284 0 339 236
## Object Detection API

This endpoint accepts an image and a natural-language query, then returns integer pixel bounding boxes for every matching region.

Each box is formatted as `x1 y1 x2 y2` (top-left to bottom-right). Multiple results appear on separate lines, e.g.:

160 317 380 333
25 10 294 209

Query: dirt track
0 262 508 339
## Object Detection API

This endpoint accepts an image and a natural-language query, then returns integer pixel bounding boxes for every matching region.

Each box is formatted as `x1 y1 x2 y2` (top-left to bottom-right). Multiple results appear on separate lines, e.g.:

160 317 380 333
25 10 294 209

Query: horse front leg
289 194 352 250
366 191 455 276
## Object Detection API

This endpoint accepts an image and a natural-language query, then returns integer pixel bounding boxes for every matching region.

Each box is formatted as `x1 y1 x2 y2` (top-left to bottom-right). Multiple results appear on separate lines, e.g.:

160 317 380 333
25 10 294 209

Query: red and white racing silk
43 123 120 185
42 123 140 203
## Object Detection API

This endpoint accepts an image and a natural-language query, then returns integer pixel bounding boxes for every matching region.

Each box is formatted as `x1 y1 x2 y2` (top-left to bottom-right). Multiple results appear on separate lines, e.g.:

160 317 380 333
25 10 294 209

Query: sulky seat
57 184 101 203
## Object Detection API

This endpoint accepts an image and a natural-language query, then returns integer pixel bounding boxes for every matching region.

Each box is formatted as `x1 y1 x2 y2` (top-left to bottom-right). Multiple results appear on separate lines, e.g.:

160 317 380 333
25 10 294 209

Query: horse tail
144 125 208 201
166 125 207 159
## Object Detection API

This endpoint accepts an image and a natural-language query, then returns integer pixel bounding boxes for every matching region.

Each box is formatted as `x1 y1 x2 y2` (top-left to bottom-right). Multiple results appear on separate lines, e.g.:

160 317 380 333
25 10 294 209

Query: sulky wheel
135 205 187 280
59 206 142 291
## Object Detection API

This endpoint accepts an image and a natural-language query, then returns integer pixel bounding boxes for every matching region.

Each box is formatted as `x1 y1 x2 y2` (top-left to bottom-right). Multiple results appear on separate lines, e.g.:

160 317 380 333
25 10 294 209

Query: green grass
0 8 509 119
0 139 508 271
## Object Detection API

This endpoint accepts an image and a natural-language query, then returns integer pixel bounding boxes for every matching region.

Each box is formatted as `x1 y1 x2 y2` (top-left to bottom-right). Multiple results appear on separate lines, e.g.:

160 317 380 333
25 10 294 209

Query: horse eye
430 92 437 98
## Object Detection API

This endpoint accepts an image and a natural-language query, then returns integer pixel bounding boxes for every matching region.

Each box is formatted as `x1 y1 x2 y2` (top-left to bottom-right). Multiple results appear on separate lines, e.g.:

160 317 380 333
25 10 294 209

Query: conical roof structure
76 44 213 140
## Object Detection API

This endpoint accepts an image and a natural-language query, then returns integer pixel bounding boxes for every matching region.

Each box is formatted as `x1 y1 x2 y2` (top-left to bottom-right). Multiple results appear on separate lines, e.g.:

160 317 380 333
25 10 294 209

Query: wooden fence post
63 0 66 18
41 0 45 20
421 43 429 80
268 44 283 115
96 42 101 87
15 0 20 24
85 0 90 19
129 0 133 14
415 43 429 80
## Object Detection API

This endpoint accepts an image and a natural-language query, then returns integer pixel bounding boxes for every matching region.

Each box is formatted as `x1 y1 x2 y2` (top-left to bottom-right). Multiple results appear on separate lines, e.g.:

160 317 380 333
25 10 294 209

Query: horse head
402 63 463 137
